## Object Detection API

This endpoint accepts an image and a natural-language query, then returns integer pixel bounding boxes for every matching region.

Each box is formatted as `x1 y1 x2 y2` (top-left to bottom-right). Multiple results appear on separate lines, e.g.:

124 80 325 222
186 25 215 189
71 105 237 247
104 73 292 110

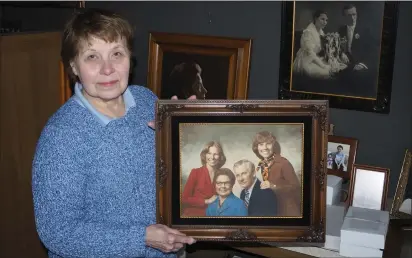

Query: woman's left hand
260 180 272 189
148 95 197 129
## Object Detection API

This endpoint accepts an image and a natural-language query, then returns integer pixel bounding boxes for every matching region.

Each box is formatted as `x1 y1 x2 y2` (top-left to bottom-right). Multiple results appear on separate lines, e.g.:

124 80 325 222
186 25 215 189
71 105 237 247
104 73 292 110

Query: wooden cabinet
0 31 71 258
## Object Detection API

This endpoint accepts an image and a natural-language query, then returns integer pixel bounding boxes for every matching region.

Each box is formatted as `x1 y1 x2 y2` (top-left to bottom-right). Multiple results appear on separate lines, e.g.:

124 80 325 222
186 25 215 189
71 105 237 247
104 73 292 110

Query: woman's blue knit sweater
32 85 173 258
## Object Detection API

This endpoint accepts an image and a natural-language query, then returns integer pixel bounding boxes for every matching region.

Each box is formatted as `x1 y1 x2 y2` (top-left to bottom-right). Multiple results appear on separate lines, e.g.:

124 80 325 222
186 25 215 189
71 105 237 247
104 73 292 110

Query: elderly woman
206 168 247 217
182 141 226 216
31 9 195 258
252 131 302 217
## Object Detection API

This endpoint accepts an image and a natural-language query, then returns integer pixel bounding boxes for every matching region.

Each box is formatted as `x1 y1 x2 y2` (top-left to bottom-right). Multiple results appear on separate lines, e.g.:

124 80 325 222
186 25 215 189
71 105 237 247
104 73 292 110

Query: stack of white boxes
340 206 390 257
325 175 347 251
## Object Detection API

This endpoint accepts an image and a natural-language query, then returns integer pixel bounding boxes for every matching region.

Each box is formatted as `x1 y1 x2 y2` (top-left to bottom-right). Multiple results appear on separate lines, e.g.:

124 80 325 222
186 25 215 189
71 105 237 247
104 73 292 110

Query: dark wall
4 1 412 197
1 4 74 32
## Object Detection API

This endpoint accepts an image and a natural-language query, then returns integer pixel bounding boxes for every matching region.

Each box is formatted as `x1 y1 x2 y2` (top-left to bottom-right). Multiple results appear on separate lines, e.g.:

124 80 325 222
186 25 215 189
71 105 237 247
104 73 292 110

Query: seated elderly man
233 159 278 216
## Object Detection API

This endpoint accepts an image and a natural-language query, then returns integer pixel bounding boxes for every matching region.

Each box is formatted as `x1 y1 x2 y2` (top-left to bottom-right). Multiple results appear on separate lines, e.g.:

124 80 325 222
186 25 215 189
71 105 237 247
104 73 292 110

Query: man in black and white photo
337 4 380 98
233 159 278 216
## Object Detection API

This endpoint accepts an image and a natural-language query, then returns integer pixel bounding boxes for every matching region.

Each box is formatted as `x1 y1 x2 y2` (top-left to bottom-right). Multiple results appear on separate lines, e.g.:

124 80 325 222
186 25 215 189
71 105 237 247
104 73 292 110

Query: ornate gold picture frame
155 99 328 243
390 149 412 219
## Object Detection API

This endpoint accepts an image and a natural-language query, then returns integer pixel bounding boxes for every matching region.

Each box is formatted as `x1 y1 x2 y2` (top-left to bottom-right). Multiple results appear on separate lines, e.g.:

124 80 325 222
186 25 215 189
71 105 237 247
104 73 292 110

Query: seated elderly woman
206 168 247 217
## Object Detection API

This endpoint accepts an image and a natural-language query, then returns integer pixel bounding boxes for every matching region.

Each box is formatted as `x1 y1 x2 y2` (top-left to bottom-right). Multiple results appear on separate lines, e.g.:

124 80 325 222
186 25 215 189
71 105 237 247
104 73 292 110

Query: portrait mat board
155 99 328 243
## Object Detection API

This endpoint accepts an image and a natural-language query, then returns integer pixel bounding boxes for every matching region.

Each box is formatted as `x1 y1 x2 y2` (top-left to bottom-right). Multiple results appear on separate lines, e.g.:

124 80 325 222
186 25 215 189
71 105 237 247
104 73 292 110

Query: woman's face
257 141 274 159
315 13 328 29
206 146 221 167
70 36 130 104
215 175 232 198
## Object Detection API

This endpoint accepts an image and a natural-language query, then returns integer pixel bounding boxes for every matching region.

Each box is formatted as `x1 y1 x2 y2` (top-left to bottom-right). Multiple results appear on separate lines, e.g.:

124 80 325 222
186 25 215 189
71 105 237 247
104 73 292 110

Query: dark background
161 52 229 99
2 1 411 198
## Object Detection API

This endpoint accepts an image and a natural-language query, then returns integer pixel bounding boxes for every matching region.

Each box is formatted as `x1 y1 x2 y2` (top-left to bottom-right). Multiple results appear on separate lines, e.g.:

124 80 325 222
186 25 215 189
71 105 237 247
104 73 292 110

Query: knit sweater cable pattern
32 86 173 258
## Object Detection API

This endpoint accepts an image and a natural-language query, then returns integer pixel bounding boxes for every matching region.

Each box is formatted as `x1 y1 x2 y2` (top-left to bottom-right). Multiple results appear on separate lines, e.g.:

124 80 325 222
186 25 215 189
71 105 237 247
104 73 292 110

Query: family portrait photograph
179 123 304 218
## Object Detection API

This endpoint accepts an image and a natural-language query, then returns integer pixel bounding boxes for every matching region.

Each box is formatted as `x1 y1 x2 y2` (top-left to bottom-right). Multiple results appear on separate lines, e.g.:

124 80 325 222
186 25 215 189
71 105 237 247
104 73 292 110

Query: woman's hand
260 180 271 189
323 64 331 70
148 95 197 129
341 53 349 64
146 224 196 253
205 195 217 204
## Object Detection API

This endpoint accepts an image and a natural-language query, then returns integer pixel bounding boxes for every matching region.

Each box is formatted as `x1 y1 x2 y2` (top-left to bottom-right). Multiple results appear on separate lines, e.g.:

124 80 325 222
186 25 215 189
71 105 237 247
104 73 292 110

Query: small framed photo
327 135 358 180
349 164 390 210
147 32 252 100
155 99 328 242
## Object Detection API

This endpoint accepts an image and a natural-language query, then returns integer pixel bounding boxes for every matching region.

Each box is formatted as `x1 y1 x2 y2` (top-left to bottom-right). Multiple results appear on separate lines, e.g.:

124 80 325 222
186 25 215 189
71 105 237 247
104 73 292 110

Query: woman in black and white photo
293 10 331 80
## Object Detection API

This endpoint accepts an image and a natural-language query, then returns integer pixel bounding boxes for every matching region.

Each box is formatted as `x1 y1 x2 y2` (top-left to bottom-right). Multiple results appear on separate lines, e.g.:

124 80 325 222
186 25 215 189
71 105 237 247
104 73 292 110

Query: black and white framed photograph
278 1 399 114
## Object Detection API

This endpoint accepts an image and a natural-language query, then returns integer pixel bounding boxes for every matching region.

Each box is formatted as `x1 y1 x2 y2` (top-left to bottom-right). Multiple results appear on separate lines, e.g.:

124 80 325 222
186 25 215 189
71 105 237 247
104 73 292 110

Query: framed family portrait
155 99 328 242
278 1 399 114
349 164 390 211
147 32 252 100
327 135 358 180
390 149 412 219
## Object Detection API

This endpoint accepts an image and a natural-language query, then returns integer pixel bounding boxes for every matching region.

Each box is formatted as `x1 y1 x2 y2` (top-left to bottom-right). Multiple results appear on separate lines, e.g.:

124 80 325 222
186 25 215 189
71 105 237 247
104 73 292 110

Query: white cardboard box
340 217 388 249
346 206 389 225
327 175 342 205
325 204 347 251
339 242 383 257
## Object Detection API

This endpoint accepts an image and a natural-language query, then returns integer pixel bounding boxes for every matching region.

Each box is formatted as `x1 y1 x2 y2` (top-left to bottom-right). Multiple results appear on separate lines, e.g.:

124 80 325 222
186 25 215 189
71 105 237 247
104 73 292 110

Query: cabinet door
0 31 68 258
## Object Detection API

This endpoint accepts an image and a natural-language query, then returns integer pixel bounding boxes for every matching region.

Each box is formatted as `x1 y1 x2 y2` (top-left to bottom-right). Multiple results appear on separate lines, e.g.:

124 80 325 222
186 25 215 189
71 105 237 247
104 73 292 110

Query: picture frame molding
348 164 390 210
155 99 328 243
327 135 359 180
147 32 252 100
278 1 400 114
390 149 412 219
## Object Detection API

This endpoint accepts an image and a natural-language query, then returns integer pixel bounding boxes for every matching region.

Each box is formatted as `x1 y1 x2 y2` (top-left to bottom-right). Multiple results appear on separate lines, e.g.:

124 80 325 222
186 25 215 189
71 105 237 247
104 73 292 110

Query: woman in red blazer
182 141 227 216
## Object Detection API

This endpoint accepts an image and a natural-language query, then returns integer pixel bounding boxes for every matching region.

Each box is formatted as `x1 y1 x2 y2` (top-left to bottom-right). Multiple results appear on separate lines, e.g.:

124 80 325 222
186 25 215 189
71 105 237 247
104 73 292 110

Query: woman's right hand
205 195 217 204
146 224 196 253
323 64 331 71
341 53 349 64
